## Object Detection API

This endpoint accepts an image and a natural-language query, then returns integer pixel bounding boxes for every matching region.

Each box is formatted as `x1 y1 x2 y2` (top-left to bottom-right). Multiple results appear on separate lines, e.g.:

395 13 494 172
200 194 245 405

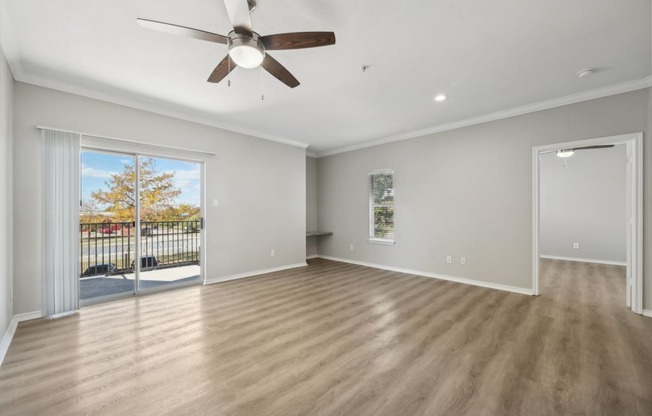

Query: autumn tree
159 203 201 221
90 158 183 222
79 201 106 227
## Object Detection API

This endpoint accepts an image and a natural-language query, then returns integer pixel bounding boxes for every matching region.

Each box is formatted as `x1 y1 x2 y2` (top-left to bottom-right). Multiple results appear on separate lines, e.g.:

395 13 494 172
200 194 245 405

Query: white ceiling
1 0 651 155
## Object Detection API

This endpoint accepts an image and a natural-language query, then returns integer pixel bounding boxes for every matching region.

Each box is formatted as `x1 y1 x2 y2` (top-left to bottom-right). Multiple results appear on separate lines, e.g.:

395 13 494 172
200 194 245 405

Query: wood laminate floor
1 258 650 415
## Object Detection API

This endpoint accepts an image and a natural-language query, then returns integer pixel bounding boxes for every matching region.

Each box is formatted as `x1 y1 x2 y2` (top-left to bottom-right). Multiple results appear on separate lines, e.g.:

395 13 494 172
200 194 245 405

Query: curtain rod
36 125 217 156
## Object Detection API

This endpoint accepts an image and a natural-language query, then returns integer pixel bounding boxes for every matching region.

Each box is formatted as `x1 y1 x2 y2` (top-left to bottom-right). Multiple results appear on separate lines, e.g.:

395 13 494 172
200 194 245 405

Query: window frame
368 169 395 245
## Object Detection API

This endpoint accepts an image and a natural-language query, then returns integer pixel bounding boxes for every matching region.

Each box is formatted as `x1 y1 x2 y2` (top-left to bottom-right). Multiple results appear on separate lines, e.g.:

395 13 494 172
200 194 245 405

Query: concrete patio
80 265 201 300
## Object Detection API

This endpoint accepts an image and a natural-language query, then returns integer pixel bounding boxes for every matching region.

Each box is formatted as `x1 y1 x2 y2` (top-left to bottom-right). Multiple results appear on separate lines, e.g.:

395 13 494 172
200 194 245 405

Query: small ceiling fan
541 144 615 158
137 0 335 88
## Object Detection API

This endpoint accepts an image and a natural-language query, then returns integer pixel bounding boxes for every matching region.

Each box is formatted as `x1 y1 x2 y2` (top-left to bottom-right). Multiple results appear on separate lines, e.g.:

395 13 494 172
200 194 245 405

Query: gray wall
306 156 318 257
13 82 306 315
540 146 626 263
0 48 13 335
317 89 651 306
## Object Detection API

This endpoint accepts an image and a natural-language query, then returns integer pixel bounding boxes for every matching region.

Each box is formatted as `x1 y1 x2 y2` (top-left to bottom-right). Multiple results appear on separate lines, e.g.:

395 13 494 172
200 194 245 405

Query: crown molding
13 73 310 150
9 62 651 157
315 75 652 158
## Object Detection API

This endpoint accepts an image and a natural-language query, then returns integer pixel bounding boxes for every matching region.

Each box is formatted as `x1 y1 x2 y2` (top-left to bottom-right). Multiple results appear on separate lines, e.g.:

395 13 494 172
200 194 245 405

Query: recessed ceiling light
577 68 596 79
434 94 447 102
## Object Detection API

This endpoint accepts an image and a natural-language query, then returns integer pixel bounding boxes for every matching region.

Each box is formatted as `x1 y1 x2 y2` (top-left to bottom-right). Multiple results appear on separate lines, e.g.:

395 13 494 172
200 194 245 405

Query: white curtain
42 129 80 317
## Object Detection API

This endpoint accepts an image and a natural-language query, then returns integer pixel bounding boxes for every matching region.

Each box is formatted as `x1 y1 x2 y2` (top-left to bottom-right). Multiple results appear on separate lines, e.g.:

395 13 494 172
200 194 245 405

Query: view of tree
79 201 106 224
88 158 197 222
158 203 201 222
371 173 394 239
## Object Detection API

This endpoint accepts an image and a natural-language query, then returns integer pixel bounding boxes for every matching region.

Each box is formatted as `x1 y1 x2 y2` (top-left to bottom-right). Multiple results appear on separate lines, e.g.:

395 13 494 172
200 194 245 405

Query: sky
81 150 201 209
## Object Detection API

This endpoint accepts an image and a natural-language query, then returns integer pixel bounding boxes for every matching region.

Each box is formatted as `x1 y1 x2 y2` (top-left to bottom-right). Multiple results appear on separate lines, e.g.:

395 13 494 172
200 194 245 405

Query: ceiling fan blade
223 0 253 34
137 18 228 44
262 54 300 88
540 144 616 156
572 145 615 151
207 55 236 83
261 32 336 50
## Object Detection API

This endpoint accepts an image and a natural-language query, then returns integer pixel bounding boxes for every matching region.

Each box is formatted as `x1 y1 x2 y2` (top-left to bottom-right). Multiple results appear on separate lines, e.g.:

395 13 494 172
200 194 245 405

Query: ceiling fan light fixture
556 149 575 158
228 34 265 69
229 45 264 68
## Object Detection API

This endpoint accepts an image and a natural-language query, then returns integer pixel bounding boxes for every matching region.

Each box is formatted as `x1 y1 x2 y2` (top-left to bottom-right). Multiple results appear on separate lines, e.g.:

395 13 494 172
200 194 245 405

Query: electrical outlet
349 244 354 251
270 249 275 257
573 242 579 249
446 256 452 264
460 257 466 265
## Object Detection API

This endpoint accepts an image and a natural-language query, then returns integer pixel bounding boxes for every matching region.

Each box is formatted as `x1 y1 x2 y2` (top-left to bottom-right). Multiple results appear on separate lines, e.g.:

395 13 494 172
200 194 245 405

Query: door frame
531 132 643 314
79 146 206 305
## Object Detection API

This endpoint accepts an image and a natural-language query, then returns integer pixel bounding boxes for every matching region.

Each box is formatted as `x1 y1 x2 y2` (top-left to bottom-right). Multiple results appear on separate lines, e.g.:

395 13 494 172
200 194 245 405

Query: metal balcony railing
80 220 201 277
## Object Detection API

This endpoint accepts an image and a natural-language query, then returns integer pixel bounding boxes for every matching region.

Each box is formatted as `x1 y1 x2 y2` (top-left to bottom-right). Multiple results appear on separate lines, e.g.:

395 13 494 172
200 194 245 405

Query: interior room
539 145 627 267
1 1 651 415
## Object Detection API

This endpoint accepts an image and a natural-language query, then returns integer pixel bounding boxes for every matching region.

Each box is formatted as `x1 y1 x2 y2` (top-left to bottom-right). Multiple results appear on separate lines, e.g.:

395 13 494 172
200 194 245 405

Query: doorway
532 133 643 314
79 149 203 304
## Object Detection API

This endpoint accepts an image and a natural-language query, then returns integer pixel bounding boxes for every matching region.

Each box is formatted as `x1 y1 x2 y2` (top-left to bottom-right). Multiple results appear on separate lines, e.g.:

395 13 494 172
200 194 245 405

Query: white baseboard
204 262 308 285
539 255 626 266
14 311 43 321
643 310 652 318
306 254 320 260
0 310 43 367
317 255 533 296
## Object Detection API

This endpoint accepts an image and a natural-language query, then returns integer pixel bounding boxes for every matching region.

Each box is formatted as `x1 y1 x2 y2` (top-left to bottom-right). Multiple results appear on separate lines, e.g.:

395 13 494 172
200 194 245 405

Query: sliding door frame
80 145 206 305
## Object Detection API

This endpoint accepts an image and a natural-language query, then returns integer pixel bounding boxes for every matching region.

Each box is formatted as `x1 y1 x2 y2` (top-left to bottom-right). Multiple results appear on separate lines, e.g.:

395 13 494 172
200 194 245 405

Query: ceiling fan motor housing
228 31 265 68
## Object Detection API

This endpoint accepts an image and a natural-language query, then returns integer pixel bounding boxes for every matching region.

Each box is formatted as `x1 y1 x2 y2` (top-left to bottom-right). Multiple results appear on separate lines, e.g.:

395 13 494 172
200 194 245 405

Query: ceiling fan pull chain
260 67 265 100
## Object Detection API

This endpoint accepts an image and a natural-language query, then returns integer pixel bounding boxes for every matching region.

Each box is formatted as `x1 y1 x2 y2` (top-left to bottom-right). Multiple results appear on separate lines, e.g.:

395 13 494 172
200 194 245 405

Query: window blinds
369 170 394 241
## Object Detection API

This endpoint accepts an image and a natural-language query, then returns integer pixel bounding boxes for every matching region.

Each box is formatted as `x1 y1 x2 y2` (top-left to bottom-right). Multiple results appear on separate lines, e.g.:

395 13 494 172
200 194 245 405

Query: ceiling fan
137 0 335 88
541 144 615 158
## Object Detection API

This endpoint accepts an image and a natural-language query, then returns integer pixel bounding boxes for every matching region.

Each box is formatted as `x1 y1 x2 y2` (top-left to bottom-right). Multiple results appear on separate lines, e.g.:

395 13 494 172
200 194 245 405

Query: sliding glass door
80 151 137 301
137 156 202 292
80 149 203 304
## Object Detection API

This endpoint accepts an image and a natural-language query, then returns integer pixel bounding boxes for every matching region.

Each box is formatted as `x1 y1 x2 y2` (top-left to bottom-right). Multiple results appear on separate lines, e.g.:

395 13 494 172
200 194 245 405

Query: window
369 170 394 244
